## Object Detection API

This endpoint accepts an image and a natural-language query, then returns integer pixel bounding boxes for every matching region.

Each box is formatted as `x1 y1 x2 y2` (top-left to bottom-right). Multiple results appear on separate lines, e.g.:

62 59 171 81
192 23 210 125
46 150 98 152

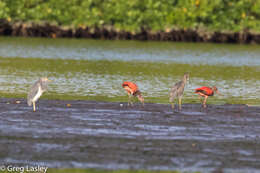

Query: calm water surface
0 37 259 105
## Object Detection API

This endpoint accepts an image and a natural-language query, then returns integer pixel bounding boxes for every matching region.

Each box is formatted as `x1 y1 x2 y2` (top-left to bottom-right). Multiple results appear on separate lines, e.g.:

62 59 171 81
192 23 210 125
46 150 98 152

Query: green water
0 37 259 105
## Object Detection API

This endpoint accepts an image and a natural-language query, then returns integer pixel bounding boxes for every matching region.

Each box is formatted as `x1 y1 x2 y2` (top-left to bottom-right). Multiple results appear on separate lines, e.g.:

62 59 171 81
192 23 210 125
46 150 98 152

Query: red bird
122 81 144 106
195 86 219 108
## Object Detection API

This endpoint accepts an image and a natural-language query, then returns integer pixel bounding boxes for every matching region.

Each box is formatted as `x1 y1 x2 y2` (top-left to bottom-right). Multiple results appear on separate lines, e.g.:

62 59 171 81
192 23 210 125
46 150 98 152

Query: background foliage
1 0 260 32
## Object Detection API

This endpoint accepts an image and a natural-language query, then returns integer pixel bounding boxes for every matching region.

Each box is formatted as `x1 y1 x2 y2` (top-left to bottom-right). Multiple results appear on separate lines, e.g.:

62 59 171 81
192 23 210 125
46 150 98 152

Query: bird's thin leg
127 93 134 107
178 96 182 111
198 95 203 103
33 102 36 112
137 95 144 107
203 96 208 108
127 93 131 106
130 95 134 106
171 100 175 110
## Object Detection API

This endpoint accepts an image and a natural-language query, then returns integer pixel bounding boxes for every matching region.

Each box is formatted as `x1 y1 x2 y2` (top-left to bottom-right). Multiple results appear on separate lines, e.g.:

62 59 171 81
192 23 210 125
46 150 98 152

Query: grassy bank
0 0 260 33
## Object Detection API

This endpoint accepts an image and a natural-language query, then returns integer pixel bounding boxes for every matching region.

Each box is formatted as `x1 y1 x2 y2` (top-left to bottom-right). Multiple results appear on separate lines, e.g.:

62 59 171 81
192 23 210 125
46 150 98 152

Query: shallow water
0 37 259 105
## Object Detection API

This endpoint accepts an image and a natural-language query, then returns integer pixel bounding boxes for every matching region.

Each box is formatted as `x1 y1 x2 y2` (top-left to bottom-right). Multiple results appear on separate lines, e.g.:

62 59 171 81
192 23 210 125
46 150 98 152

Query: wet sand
0 98 260 172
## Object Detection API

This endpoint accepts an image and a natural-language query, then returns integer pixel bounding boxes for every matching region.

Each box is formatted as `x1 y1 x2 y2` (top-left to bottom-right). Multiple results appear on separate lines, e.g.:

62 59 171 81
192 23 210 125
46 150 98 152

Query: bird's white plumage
32 86 43 103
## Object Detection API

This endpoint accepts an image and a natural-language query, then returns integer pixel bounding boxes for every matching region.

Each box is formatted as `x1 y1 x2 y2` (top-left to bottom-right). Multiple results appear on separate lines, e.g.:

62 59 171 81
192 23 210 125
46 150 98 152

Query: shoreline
1 96 259 108
1 97 259 111
1 21 260 44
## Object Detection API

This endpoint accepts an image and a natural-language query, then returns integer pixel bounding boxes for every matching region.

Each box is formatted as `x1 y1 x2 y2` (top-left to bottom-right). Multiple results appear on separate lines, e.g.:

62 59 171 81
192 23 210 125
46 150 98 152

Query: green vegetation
0 0 260 32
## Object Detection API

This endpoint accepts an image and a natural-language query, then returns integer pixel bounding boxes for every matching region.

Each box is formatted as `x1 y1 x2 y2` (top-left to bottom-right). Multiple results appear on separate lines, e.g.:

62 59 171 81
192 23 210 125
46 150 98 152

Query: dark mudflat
0 98 260 172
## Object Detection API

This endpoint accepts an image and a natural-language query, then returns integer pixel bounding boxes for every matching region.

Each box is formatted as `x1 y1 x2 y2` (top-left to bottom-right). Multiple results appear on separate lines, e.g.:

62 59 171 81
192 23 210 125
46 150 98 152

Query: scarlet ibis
169 73 189 111
195 86 219 108
122 81 144 106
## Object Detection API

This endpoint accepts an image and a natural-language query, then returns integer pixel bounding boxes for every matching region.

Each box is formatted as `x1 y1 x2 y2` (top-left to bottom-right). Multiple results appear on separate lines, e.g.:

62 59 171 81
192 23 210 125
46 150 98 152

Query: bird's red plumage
195 86 214 96
122 81 138 94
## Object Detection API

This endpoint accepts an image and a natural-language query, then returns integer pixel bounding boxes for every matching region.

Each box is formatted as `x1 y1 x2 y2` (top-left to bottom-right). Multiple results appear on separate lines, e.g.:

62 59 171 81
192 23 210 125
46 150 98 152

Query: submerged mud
1 20 260 44
0 98 260 172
